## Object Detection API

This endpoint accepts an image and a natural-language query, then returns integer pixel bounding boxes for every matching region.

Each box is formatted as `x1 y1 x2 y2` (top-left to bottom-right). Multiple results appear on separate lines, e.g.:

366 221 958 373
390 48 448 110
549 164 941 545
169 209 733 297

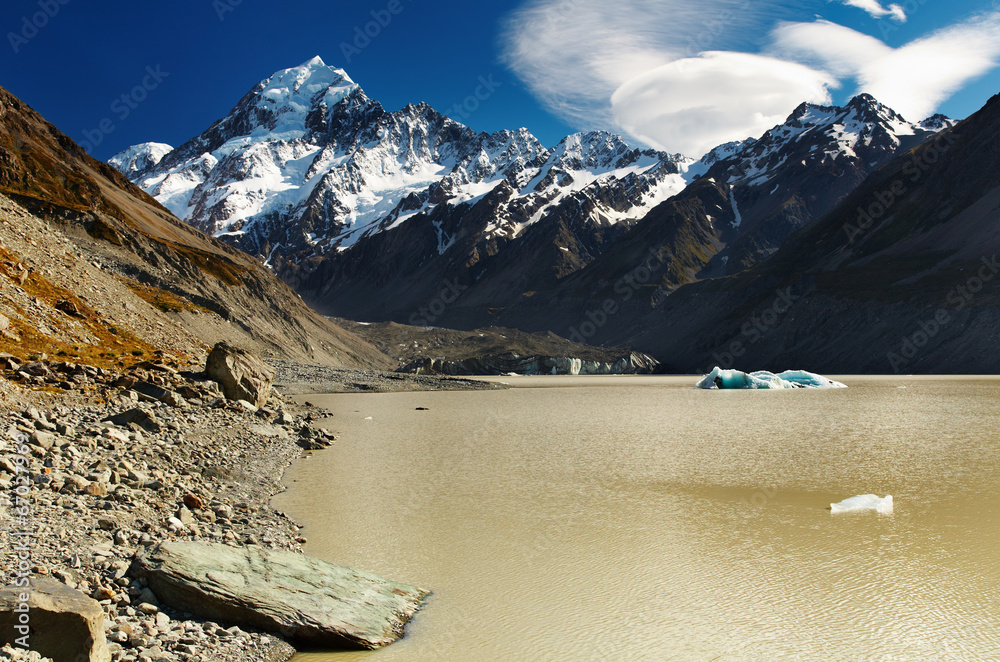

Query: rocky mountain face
116 57 691 289
284 94 952 328
701 94 956 274
0 84 389 369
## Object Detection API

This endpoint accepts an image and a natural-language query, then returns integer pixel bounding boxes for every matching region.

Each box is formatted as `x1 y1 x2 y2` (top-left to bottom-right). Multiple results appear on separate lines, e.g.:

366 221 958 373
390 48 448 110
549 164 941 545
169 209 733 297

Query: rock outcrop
0 578 111 662
128 541 428 650
205 342 275 408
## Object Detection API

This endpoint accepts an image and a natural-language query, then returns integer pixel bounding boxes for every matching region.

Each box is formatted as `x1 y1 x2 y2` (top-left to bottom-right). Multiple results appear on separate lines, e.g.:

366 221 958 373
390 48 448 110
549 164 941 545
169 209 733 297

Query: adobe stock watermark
7 0 70 54
339 0 410 64
877 0 931 39
9 431 33 650
886 255 1000 372
213 0 243 21
567 248 665 345
843 130 960 245
79 65 170 154
702 286 801 372
408 278 468 326
541 0 580 29
446 75 502 123
741 485 778 507
682 0 750 58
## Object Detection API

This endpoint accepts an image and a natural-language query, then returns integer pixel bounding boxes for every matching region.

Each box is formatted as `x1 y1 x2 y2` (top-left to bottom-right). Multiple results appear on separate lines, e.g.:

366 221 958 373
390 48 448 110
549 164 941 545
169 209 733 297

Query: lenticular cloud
502 0 1000 155
610 52 836 157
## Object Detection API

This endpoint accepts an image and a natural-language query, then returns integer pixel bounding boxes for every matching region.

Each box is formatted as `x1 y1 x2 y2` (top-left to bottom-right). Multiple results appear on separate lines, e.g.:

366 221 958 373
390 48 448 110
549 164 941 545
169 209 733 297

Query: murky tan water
275 376 1000 661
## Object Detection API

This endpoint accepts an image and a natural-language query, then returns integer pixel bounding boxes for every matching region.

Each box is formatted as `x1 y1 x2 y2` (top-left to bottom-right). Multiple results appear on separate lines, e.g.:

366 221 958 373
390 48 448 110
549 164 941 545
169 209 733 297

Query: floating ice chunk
695 367 846 390
773 370 847 388
830 494 893 514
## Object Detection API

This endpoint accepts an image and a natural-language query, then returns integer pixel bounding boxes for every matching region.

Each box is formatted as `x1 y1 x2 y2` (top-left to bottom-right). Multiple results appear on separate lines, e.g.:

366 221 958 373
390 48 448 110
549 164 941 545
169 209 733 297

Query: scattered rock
101 408 161 433
0 355 485 661
0 353 20 371
55 299 84 318
28 430 55 450
0 643 54 661
160 391 187 408
84 482 107 497
131 381 169 402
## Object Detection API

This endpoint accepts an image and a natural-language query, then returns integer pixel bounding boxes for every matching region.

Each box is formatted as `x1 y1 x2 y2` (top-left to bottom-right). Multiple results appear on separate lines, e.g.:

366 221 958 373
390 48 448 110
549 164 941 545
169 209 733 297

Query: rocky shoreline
269 359 502 394
0 352 495 661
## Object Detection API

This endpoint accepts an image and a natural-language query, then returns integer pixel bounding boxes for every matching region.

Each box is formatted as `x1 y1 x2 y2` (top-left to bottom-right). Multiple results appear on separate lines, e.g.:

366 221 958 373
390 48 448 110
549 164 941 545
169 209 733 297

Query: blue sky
1 0 998 160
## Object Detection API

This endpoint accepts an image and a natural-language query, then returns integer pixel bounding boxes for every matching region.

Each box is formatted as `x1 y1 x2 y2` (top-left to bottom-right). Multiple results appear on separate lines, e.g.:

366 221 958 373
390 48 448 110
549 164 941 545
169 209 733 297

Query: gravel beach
0 357 498 661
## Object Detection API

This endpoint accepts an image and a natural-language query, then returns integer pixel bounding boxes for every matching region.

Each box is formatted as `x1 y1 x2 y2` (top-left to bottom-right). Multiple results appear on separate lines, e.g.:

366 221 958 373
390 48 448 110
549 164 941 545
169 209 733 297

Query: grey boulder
0 577 110 662
205 342 275 408
129 541 428 649
101 407 161 433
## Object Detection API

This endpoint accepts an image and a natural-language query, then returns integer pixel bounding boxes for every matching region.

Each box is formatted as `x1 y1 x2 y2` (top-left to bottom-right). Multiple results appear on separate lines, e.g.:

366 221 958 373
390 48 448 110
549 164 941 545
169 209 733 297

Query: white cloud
502 0 1000 155
770 19 891 77
773 12 1000 120
611 52 837 157
837 0 906 22
500 0 800 130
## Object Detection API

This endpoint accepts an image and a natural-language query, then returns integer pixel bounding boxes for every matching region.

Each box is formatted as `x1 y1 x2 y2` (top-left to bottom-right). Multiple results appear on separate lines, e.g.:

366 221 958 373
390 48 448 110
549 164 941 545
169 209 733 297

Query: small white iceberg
696 367 846 390
830 494 894 515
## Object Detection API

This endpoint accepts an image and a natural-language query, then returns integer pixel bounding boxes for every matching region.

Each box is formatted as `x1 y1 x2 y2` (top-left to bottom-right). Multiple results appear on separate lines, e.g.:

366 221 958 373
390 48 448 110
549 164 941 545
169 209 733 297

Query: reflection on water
273 376 1000 661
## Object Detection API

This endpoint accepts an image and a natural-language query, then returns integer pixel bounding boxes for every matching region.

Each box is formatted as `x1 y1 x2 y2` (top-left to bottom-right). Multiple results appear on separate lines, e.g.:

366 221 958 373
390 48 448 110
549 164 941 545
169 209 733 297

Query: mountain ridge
111 57 698 277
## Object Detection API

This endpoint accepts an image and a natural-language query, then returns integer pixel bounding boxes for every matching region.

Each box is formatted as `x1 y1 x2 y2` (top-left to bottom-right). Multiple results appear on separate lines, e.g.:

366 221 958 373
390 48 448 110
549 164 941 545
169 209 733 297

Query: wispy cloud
772 12 1000 121
502 0 1000 156
837 0 907 22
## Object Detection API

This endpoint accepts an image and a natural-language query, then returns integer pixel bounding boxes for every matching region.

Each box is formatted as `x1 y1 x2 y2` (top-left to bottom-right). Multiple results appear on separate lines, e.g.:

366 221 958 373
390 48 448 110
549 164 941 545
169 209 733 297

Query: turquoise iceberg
696 367 846 390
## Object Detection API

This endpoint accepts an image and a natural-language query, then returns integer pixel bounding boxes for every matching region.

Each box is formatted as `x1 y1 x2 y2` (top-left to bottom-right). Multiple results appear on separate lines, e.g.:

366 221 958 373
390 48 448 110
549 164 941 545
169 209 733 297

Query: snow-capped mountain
107 142 173 176
282 91 954 328
112 56 955 336
699 93 957 272
114 56 692 273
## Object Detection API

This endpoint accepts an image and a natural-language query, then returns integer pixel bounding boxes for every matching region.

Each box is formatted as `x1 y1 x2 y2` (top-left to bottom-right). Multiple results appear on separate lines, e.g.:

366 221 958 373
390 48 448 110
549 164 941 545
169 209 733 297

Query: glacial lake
275 376 1000 661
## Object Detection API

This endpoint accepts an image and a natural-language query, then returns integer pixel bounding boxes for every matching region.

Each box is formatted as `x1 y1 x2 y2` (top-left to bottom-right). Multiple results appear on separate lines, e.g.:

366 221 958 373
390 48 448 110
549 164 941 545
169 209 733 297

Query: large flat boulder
0 578 110 662
129 541 428 650
205 342 275 408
